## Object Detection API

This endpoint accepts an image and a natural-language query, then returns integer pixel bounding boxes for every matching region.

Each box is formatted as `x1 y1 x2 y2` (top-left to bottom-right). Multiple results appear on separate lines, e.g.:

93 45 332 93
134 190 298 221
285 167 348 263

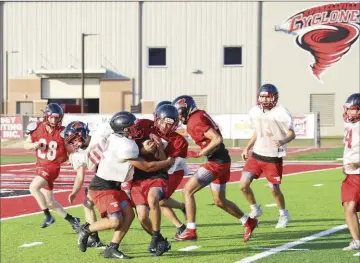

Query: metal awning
32 68 106 78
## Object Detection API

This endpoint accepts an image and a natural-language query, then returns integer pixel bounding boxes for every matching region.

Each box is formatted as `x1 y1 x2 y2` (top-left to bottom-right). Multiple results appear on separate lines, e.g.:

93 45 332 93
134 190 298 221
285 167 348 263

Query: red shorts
202 161 231 185
243 156 283 184
36 165 61 191
341 174 360 212
130 178 168 206
166 170 185 198
89 189 130 218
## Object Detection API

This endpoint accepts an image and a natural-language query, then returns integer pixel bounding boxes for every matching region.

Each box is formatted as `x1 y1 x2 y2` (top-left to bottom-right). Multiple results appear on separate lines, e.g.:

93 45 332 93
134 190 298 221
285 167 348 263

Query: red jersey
186 110 230 163
30 122 68 167
135 119 188 158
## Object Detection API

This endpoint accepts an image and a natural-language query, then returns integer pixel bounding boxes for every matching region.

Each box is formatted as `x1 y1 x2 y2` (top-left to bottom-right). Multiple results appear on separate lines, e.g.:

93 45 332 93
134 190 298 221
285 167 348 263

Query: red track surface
0 163 341 219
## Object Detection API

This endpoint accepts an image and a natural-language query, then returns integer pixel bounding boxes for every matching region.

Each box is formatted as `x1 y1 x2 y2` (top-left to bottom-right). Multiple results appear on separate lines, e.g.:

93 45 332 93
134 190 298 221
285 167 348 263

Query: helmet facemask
123 124 144 140
343 104 360 123
155 116 179 135
257 92 278 111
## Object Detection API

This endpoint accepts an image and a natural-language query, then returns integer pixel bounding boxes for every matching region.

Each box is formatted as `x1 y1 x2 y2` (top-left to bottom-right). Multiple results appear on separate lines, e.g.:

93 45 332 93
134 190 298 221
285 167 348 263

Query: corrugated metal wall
3 1 139 80
142 1 259 114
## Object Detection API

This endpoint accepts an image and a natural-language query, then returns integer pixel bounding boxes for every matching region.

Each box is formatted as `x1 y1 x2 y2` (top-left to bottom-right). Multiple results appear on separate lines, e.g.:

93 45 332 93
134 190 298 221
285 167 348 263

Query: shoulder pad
26 122 39 135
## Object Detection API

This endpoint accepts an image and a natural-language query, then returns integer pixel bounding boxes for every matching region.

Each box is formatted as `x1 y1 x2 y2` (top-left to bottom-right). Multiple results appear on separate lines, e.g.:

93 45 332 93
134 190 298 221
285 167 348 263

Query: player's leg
29 175 53 228
83 189 102 247
104 201 134 259
264 161 289 228
160 206 186 237
159 170 186 236
78 190 126 252
210 163 258 243
240 157 263 218
41 188 80 231
343 201 360 250
175 166 212 241
136 205 153 235
147 182 171 256
341 175 360 250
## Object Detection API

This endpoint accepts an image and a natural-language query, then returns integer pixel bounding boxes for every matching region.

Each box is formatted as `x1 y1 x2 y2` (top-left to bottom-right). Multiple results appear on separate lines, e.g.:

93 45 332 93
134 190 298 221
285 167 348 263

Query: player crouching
341 93 360 251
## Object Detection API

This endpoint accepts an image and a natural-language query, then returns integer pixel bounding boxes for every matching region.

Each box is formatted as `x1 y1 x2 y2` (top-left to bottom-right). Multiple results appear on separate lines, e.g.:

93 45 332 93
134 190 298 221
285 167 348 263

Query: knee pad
194 167 214 186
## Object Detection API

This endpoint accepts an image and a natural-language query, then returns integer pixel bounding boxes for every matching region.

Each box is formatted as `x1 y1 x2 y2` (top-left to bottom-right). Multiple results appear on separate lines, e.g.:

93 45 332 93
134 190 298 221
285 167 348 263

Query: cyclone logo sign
276 2 360 82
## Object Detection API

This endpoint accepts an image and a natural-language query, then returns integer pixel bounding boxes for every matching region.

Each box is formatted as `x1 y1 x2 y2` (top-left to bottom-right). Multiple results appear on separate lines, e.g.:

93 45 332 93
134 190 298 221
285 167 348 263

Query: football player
341 93 360 251
77 111 174 258
172 95 257 242
240 84 296 228
24 103 80 231
63 121 112 248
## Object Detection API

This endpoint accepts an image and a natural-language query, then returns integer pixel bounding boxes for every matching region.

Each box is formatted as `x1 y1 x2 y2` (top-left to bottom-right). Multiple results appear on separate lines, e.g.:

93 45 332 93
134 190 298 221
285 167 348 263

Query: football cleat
342 240 360 251
71 217 81 233
104 244 132 259
174 228 197 241
77 224 91 252
249 205 263 218
275 212 290 228
40 216 55 228
243 217 258 243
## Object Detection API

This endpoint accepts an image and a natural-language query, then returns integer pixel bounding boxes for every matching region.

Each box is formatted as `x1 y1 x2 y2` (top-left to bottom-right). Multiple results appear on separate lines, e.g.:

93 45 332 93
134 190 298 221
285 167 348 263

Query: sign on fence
0 116 23 139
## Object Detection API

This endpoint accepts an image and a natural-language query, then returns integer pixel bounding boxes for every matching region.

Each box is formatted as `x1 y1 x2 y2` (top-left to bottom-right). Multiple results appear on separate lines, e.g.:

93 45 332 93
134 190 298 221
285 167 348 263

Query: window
310 94 335 126
224 46 242 66
148 48 166 66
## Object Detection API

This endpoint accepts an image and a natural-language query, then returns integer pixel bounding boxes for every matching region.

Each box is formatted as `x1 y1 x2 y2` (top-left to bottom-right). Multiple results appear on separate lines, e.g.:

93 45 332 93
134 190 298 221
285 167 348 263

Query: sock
240 215 249 225
43 208 51 218
176 223 184 228
187 222 196 229
250 204 259 210
279 209 287 216
152 230 161 237
109 242 119 249
64 213 75 223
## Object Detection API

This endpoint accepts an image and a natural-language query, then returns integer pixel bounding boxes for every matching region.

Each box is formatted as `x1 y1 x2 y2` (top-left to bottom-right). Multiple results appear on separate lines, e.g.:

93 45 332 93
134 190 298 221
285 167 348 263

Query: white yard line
178 245 201 251
0 189 70 199
235 224 348 263
0 204 82 221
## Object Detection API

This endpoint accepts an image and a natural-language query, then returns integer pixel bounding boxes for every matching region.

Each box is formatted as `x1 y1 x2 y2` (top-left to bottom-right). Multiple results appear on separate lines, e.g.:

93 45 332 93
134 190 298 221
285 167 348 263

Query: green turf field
1 168 358 263
286 148 343 161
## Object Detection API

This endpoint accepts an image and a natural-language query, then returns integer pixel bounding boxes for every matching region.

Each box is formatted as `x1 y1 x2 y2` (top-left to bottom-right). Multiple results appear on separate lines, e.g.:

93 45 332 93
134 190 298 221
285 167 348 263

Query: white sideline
235 224 348 263
1 167 340 222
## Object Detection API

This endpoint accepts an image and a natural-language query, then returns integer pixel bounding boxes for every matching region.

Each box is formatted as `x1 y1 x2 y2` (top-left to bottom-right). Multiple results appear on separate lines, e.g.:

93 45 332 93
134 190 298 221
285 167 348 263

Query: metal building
1 0 359 136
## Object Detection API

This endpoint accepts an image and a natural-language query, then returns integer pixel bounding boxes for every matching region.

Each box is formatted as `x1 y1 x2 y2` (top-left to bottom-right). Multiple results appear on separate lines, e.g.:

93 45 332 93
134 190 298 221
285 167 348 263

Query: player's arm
198 128 223 157
68 165 86 204
346 161 360 171
242 131 257 161
128 157 174 172
24 122 42 150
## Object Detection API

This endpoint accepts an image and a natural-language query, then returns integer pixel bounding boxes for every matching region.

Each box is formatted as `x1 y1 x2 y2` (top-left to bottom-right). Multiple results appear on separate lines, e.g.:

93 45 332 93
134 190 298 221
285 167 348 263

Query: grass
1 155 36 164
1 168 358 263
286 148 343 161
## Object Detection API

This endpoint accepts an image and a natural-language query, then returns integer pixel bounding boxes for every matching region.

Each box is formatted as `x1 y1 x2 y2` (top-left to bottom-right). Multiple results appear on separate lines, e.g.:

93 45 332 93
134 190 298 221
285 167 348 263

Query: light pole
81 33 98 113
5 50 19 114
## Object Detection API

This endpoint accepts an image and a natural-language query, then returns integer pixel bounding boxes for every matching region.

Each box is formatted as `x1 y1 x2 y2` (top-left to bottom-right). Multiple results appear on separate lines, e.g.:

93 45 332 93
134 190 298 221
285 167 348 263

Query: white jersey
343 121 360 174
96 133 139 182
68 122 112 172
168 157 189 175
249 105 294 158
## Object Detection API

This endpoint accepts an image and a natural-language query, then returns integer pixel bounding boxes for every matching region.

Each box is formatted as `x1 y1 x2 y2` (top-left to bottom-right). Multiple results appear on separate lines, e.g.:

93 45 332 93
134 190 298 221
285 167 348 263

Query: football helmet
343 93 360 123
154 104 179 135
110 111 144 139
62 121 90 152
257 84 279 110
43 103 64 127
172 95 197 125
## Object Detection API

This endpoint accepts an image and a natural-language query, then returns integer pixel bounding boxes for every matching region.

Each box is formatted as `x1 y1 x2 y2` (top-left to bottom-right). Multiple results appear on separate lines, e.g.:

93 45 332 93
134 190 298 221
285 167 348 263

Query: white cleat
249 205 263 218
275 213 291 228
342 240 360 251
